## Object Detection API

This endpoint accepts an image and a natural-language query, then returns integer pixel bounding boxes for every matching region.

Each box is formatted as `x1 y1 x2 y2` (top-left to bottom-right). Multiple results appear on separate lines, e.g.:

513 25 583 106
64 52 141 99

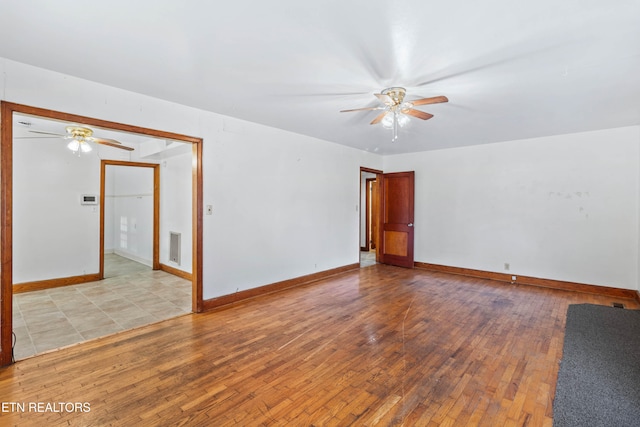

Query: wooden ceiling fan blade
340 106 383 113
374 93 394 105
410 95 449 106
87 136 122 145
404 109 434 120
370 112 388 125
89 138 134 151
96 141 134 151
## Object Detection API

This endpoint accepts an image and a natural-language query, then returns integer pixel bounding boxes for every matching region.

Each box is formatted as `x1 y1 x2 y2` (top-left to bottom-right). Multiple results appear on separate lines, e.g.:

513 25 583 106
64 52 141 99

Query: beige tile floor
360 250 376 267
12 254 192 361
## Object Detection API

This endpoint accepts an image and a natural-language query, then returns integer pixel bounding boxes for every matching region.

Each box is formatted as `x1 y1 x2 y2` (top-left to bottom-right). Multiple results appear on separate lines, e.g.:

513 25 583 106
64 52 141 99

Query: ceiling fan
340 87 448 141
25 126 134 154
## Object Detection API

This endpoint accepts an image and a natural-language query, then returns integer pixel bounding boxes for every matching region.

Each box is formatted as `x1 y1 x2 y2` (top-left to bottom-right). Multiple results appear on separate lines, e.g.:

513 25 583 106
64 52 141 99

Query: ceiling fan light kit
67 139 93 155
341 87 448 142
65 126 94 155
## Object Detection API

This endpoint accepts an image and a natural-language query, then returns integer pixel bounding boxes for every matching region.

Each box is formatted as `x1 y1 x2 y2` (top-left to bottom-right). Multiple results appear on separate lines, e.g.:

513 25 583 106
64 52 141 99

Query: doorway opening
360 167 382 267
0 101 204 366
101 162 160 279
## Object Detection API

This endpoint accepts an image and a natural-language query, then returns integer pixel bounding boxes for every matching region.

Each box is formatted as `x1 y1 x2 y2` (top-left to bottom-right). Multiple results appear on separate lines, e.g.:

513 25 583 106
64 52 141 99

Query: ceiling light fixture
379 88 411 141
380 109 411 141
66 138 92 154
340 87 447 143
65 126 93 156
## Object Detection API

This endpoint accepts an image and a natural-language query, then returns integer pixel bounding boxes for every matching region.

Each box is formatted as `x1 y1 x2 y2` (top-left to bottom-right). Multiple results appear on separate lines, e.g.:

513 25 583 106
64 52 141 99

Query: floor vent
169 232 181 265
612 302 625 309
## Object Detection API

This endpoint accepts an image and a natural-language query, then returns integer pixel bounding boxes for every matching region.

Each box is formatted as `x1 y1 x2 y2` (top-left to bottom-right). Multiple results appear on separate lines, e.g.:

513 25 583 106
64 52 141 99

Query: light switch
206 205 213 215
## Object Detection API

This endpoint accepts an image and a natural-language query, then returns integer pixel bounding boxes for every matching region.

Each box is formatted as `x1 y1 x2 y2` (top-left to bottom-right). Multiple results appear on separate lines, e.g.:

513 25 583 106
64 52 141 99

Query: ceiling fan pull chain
392 111 398 142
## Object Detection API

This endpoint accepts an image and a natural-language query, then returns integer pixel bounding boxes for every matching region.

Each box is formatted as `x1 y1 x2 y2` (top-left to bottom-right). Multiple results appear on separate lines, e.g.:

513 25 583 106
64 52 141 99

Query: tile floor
360 250 376 267
12 254 192 361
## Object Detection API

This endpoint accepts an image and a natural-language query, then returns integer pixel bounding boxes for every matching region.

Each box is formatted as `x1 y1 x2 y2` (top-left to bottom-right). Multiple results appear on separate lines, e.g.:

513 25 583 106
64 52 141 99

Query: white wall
384 126 640 290
105 166 155 266
12 136 129 283
104 168 115 253
205 119 381 294
2 58 383 298
159 151 192 273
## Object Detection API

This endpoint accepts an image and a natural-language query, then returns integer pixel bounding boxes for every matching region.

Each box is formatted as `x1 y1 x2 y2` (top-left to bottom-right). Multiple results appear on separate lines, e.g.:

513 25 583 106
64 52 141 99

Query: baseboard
202 263 360 311
159 263 193 281
114 250 152 267
415 262 638 300
13 273 102 294
636 291 640 304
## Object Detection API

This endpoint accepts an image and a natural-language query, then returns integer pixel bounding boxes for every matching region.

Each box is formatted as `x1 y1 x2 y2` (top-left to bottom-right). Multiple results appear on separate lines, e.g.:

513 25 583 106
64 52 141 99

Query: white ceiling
1 0 639 155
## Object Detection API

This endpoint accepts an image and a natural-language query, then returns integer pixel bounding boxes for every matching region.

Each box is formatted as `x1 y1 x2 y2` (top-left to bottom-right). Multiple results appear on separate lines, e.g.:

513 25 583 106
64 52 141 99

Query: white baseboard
113 250 152 267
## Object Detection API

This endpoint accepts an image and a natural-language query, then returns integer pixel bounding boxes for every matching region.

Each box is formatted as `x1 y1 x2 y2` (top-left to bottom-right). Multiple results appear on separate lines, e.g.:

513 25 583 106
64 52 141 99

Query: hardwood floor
0 264 637 426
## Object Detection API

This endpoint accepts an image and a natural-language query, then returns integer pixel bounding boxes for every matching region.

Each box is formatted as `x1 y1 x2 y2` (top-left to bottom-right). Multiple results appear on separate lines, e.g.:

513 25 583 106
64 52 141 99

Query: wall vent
169 232 181 265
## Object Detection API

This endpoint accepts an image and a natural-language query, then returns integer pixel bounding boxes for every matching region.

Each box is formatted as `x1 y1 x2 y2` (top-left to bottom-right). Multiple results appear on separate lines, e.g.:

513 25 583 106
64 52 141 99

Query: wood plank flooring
0 264 637 426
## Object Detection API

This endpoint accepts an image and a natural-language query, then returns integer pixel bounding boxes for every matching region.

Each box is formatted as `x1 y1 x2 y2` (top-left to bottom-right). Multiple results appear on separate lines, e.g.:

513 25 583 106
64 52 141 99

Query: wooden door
379 171 414 268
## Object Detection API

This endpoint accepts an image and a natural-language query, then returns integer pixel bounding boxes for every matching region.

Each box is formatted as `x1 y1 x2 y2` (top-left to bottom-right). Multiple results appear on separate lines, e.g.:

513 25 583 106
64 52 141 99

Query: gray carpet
553 304 640 427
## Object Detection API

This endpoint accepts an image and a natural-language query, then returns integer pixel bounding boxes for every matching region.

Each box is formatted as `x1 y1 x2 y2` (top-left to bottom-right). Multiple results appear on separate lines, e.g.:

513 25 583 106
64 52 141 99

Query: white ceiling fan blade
14 136 61 139
340 106 384 113
28 130 65 137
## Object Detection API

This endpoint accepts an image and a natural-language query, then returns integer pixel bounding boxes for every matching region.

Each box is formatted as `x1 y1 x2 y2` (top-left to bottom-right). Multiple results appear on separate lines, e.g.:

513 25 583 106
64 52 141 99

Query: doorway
101 162 160 279
360 167 382 267
0 101 204 366
359 168 416 269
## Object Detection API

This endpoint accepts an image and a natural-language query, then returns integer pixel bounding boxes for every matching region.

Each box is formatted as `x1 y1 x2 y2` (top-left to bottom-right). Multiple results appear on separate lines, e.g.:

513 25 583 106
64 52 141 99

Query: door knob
408 223 413 227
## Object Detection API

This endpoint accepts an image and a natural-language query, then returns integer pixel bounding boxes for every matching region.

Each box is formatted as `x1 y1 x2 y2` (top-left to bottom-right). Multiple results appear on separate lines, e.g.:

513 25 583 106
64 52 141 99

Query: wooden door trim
364 178 377 251
0 101 204 366
360 167 383 174
359 167 383 263
0 102 13 366
100 160 161 279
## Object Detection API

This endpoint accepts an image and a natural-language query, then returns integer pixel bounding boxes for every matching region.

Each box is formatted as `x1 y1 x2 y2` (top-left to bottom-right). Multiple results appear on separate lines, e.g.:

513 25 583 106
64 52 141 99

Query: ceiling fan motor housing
66 126 93 139
381 87 407 106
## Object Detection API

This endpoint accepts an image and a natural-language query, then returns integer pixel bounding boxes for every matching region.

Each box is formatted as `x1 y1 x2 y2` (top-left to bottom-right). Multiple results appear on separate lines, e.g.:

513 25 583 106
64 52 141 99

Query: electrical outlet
511 275 517 282
206 205 213 215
